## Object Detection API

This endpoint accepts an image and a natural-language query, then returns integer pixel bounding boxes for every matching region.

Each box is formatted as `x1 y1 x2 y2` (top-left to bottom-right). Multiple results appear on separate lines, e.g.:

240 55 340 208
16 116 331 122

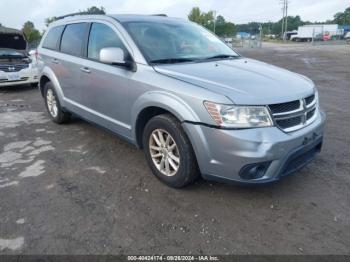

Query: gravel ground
0 43 349 255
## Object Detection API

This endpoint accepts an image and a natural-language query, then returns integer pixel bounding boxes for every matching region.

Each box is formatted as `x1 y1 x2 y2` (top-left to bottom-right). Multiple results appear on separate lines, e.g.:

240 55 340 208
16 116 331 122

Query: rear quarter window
42 25 64 50
60 23 87 56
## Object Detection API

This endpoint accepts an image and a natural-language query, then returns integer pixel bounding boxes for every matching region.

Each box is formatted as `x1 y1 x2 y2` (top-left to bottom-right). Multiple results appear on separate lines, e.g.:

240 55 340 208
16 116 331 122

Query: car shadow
0 84 38 93
182 169 306 196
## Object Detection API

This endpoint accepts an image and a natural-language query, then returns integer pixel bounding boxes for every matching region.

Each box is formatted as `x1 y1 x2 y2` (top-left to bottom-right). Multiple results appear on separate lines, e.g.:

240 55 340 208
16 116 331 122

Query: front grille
276 116 303 129
306 108 316 120
0 64 29 72
305 94 315 105
269 100 300 114
269 93 317 132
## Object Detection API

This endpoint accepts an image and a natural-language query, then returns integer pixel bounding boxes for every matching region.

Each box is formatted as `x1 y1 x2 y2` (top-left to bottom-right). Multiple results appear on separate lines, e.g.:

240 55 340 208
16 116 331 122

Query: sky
0 0 348 31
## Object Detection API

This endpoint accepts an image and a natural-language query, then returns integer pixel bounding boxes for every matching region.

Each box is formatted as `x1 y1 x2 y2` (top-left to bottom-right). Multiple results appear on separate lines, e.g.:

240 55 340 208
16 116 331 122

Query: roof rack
55 12 99 20
151 14 167 17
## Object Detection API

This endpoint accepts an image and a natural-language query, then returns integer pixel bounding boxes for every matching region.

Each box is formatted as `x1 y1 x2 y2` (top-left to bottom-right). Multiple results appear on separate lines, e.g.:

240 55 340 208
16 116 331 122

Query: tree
214 16 236 36
27 30 42 44
236 22 260 35
224 22 236 36
22 21 42 45
236 15 304 37
202 11 215 29
215 15 227 36
333 7 350 25
45 6 106 26
188 7 203 25
45 17 58 27
188 8 235 36
86 6 105 15
22 21 35 37
188 7 214 30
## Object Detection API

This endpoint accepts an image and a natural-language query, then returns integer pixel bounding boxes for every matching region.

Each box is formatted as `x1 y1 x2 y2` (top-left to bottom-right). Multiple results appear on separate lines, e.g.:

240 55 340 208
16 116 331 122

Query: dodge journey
37 14 326 187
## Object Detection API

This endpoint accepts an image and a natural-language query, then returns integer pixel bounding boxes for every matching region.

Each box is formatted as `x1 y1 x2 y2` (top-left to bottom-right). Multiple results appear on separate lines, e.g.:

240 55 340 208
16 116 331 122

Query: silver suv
38 14 326 187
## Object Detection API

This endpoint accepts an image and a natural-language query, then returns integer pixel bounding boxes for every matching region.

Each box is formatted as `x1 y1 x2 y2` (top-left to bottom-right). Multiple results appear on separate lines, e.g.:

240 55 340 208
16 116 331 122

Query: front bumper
182 110 326 184
0 66 38 87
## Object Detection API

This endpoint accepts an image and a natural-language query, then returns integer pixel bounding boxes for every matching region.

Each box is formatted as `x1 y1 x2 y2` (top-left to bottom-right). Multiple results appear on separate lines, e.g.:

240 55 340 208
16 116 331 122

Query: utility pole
213 10 217 34
259 24 262 48
284 0 289 40
280 0 290 40
280 0 286 39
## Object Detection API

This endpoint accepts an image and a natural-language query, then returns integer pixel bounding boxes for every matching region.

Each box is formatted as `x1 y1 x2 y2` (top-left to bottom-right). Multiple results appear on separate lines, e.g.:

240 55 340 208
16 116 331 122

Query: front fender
39 66 65 106
131 91 201 139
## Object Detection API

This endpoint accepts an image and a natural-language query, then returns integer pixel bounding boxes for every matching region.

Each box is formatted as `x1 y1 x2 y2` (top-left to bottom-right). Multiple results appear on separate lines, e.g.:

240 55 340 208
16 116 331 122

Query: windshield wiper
201 54 240 61
149 58 196 64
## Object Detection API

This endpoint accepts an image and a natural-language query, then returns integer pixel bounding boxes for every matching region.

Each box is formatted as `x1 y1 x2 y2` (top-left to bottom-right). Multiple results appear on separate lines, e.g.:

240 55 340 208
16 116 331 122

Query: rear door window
42 26 64 50
60 23 87 56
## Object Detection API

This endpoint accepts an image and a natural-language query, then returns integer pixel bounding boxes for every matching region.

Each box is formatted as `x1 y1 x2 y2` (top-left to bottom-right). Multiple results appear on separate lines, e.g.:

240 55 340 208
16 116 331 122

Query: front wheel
143 114 199 188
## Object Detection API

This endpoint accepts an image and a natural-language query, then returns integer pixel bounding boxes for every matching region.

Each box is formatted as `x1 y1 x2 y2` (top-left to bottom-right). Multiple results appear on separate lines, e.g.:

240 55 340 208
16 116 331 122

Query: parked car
37 15 325 188
0 26 39 87
345 32 350 44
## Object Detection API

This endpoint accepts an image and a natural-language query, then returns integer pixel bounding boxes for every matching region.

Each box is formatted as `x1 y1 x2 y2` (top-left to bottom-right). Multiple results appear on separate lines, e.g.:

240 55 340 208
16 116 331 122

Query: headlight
204 101 273 128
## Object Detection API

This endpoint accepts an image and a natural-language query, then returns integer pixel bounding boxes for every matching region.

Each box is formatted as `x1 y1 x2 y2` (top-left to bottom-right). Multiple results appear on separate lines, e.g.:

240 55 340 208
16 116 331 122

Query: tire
44 82 70 124
142 114 199 188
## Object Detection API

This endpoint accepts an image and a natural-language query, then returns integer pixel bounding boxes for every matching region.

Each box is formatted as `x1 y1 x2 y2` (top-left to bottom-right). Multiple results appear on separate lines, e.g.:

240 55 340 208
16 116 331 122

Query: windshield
123 20 239 64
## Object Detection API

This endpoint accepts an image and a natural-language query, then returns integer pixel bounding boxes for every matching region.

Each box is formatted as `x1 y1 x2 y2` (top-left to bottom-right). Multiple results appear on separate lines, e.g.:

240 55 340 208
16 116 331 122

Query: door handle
80 67 91 74
52 58 59 64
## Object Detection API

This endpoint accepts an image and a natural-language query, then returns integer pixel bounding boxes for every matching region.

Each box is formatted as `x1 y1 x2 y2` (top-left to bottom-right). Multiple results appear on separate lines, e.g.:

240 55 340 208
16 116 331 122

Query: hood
154 58 315 105
0 27 27 53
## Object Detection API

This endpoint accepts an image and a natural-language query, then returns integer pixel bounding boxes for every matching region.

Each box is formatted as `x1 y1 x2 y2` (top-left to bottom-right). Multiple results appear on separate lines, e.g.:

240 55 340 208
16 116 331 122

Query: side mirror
99 47 136 71
100 47 125 65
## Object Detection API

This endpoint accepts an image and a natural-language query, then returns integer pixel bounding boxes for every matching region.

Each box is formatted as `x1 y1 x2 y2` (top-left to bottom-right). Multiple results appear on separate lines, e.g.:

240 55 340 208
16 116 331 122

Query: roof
0 26 23 35
108 14 178 23
49 14 185 28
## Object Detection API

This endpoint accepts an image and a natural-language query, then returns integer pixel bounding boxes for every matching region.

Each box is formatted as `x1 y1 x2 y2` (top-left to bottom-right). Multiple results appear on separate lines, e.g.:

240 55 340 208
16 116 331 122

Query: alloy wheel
149 129 180 176
46 89 58 118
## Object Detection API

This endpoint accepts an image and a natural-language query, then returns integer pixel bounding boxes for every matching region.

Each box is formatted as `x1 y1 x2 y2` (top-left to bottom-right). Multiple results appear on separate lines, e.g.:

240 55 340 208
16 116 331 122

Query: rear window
60 23 87 56
42 26 64 50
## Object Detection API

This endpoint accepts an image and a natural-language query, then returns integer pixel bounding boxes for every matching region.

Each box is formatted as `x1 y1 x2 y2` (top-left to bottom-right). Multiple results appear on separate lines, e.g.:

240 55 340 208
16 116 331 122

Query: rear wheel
44 82 70 124
143 114 199 188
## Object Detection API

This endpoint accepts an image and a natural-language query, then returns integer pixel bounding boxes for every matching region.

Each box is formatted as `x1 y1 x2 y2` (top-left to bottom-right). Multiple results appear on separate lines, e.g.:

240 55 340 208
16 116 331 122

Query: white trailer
291 24 342 42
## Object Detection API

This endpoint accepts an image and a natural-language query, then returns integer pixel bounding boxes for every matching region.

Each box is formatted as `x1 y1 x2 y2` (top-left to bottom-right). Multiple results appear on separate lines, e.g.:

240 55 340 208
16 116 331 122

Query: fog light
239 162 271 180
